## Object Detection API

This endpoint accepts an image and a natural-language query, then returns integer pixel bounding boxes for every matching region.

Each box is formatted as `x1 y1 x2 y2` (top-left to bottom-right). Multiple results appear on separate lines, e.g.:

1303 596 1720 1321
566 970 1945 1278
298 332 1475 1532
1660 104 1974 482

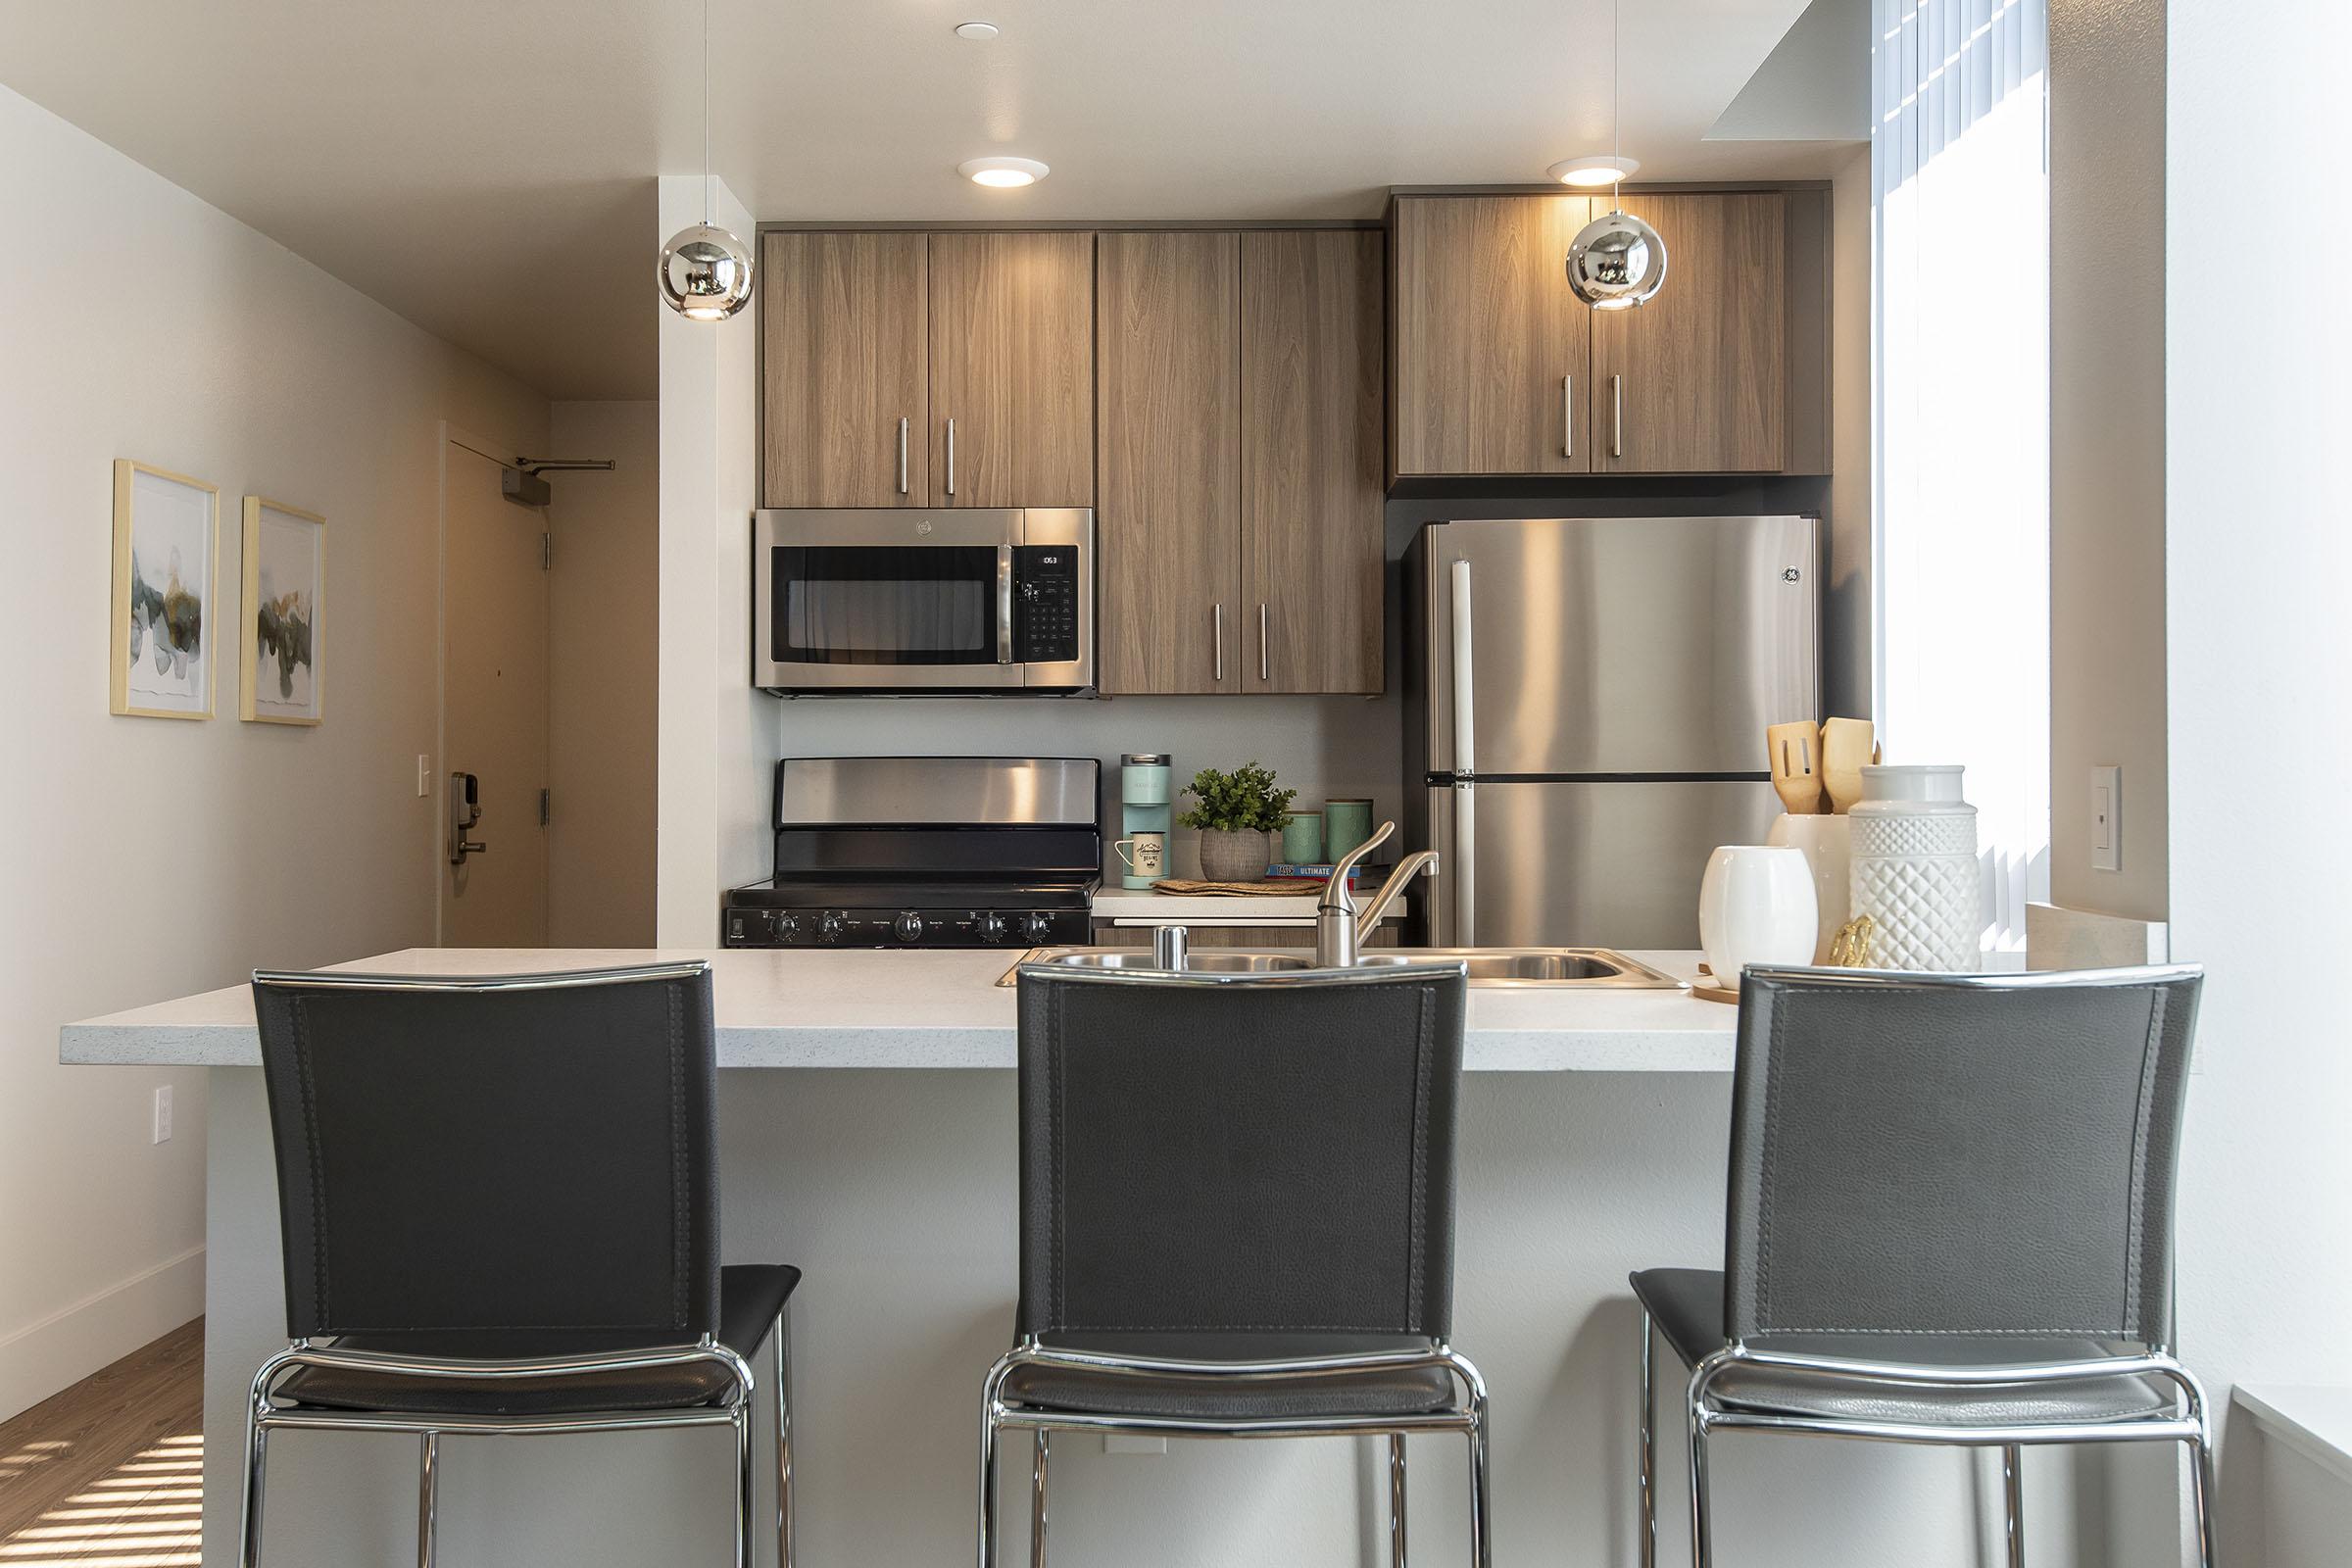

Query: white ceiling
1 0 1852 400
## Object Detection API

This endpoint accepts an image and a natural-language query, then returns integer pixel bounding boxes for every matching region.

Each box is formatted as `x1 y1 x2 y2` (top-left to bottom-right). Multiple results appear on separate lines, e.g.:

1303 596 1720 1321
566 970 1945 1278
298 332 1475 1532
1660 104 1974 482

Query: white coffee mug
1115 832 1166 880
1697 845 1818 990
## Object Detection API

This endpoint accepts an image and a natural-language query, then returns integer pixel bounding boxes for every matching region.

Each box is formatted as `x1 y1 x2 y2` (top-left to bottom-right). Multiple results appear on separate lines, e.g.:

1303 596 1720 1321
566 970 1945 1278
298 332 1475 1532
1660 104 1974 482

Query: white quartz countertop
1088 887 1406 922
60 947 1733 1072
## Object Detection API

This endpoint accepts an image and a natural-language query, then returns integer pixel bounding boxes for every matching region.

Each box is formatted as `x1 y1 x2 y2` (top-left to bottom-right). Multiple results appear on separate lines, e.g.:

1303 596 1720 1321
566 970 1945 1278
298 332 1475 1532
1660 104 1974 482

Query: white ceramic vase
1765 813 1852 963
1847 763 1981 971
1697 845 1818 990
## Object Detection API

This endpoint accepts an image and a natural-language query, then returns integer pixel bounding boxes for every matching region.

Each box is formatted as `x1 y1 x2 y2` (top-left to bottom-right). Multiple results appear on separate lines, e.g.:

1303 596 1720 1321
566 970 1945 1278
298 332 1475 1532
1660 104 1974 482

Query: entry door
441 437 549 945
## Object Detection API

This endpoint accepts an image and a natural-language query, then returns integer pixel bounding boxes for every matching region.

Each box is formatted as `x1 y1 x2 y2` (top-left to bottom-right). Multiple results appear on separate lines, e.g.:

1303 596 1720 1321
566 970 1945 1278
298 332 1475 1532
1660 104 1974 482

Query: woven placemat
1151 877 1325 897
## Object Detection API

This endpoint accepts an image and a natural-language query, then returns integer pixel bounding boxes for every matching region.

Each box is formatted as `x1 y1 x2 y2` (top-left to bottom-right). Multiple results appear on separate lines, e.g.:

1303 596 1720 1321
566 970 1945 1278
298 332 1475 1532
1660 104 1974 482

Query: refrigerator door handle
1450 557 1477 946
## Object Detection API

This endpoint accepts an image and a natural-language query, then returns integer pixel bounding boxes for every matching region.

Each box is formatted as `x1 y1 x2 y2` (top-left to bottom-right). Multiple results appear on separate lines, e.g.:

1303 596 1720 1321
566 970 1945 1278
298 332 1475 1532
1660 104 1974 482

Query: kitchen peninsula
62 946 1763 1568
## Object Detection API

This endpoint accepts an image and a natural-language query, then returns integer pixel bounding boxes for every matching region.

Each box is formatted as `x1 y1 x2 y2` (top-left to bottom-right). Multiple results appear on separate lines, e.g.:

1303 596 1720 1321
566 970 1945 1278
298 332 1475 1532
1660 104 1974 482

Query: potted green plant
1177 762 1297 881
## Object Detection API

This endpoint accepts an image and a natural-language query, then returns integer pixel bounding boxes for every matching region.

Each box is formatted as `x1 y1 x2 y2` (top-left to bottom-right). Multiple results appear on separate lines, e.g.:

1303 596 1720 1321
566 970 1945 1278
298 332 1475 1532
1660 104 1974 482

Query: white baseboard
0 1246 205 1423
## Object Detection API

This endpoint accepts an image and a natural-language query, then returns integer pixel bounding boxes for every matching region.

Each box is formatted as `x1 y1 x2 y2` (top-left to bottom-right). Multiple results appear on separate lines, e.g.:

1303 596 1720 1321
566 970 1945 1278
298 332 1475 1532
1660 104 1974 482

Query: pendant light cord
702 0 713 225
1611 0 1622 210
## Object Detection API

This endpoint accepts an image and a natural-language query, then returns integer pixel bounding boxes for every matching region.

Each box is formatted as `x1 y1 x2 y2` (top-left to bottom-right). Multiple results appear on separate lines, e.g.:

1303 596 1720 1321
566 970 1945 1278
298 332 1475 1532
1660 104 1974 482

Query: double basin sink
998 947 1683 989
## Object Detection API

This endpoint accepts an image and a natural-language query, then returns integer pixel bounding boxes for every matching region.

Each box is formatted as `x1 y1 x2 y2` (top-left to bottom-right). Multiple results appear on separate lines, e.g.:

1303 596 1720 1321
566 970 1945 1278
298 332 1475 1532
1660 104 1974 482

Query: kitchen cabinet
926 230 1096 508
1389 188 1825 478
1392 195 1593 476
1242 229 1385 695
1590 193 1785 474
1099 228 1387 697
760 228 1093 509
760 231 930 508
1097 231 1242 695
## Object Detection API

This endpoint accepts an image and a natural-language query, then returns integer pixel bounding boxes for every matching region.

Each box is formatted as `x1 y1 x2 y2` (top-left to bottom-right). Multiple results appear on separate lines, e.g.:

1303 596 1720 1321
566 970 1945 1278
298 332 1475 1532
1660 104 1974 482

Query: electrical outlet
151 1085 173 1144
2090 766 2122 873
416 755 432 798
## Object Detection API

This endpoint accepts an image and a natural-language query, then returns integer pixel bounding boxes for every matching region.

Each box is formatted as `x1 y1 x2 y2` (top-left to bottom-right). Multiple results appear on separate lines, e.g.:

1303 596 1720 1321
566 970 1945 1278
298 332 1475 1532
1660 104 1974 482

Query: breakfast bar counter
59 949 1986 1568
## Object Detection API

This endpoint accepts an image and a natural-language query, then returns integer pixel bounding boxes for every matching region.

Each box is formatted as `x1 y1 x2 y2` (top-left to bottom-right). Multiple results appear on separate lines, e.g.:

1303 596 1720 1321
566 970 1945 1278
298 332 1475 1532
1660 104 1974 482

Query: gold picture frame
239 497 325 724
111 459 220 719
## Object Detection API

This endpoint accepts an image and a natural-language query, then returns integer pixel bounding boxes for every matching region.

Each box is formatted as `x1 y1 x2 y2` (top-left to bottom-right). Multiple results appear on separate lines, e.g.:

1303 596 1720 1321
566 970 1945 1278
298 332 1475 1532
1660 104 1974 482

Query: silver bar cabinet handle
1213 604 1225 682
898 416 909 495
1611 374 1624 459
1258 604 1270 681
946 417 956 497
996 546 1014 663
1562 374 1574 459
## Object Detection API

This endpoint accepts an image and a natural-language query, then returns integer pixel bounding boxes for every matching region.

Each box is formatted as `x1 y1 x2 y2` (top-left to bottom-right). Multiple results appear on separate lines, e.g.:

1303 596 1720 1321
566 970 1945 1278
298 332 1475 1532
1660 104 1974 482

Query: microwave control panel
1013 546 1082 663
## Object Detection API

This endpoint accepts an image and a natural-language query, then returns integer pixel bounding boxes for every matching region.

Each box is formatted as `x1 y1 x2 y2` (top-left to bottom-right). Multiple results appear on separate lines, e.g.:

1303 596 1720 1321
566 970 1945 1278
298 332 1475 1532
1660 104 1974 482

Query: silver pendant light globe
658 0 753 320
1564 0 1667 311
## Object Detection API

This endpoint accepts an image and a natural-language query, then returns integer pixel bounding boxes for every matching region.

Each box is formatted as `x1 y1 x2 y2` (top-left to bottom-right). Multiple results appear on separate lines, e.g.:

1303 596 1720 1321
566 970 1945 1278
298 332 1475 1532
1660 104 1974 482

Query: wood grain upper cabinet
926 231 1096 508
1591 193 1786 473
760 231 930 508
1242 229 1385 694
1392 195 1592 476
1096 232 1241 695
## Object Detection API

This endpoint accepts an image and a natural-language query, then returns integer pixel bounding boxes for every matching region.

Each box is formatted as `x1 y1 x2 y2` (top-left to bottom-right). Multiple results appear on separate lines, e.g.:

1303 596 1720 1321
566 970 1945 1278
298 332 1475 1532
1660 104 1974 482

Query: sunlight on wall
1874 0 2051 953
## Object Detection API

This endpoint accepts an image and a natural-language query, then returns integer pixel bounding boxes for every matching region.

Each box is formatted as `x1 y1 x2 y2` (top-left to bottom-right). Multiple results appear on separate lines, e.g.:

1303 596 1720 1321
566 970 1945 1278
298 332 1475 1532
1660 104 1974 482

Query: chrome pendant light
658 0 754 320
1566 0 1666 311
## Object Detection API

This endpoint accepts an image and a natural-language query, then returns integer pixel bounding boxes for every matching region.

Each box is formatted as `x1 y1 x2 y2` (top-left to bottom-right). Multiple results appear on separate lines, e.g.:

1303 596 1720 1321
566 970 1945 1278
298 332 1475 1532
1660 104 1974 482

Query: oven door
754 509 1092 693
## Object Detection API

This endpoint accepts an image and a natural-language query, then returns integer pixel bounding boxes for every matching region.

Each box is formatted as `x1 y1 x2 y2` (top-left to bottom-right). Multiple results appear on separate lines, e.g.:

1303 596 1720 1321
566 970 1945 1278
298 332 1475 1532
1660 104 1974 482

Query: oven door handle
997 545 1015 664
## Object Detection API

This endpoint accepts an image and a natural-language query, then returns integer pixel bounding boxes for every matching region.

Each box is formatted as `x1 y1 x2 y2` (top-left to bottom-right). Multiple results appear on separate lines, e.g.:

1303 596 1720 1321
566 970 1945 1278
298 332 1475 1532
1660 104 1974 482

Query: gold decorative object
1827 914 1877 968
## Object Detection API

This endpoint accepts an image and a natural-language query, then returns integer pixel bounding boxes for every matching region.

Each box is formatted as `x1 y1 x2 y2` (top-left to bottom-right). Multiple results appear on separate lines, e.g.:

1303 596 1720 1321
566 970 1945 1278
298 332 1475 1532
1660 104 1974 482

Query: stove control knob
894 911 926 943
775 912 807 945
1021 911 1053 943
978 912 1011 944
818 911 845 944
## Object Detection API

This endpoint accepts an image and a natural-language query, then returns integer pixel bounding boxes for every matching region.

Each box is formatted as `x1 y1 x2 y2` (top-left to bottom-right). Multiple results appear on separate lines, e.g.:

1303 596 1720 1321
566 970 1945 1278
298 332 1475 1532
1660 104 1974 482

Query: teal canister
1281 810 1324 865
1119 754 1174 889
1323 798 1374 862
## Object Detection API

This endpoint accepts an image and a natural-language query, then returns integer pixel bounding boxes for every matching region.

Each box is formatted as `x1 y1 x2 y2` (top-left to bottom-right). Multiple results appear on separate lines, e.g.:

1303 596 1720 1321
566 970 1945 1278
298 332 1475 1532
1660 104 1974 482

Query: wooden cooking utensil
1821 717 1877 814
1767 721 1825 814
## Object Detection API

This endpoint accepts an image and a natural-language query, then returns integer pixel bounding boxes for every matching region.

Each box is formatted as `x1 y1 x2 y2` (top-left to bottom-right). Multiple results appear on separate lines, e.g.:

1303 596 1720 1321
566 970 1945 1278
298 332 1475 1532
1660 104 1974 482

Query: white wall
2047 0 2170 923
2163 3 2352 1565
656 175 775 943
0 83 548 1419
548 400 660 945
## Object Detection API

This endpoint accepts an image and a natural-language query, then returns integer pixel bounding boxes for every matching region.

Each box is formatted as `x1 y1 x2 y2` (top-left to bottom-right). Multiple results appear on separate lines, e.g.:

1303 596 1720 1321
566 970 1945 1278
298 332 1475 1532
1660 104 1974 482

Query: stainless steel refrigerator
1403 515 1820 949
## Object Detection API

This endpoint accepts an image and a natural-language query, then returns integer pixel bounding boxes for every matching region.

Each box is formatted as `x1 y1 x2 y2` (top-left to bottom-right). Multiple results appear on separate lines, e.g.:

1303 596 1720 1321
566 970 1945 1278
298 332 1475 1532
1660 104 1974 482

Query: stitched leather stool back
1725 966 2203 1346
251 963 719 1343
1015 964 1467 1339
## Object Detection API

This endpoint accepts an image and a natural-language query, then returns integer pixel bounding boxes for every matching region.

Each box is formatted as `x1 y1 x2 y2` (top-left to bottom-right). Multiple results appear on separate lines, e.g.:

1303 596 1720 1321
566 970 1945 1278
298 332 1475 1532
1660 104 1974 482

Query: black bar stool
982 959 1489 1568
242 961 799 1568
1629 964 2213 1568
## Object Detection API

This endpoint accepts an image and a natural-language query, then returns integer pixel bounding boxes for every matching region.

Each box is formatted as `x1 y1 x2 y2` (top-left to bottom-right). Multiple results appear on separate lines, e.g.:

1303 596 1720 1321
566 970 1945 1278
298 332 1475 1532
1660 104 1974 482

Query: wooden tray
1152 878 1325 897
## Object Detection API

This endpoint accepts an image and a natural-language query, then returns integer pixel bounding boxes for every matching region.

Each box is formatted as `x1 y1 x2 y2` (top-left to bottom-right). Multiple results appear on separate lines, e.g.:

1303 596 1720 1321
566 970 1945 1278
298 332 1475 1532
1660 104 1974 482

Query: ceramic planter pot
1197 828 1272 881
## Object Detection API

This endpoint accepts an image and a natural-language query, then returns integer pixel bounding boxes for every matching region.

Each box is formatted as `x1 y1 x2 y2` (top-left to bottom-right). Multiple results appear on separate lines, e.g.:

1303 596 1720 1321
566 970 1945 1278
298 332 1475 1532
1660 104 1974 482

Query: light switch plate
416 755 432 798
152 1085 173 1144
2090 766 2122 872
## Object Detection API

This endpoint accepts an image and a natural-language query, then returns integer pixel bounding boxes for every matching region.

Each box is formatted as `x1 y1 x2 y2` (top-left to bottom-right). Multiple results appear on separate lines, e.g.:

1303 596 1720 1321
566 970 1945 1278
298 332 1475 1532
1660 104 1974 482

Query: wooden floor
0 1319 204 1565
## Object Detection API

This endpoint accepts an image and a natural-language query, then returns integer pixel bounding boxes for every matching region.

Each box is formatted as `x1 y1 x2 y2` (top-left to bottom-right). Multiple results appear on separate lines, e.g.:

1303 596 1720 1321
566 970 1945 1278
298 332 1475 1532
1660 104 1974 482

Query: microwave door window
774 546 997 664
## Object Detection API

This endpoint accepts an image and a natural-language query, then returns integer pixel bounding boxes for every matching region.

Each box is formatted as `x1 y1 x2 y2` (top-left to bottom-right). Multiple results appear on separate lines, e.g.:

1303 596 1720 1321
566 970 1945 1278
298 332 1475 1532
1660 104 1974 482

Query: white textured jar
1847 763 1981 971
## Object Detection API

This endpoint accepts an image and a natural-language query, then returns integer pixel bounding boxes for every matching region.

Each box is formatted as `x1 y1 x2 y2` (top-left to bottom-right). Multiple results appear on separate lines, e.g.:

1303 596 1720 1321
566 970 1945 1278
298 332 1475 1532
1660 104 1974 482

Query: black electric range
721 757 1101 950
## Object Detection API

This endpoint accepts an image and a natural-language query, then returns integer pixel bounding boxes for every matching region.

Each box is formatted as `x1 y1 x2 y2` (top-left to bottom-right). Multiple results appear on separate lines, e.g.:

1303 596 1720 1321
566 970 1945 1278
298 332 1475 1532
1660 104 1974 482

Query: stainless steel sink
999 946 1682 989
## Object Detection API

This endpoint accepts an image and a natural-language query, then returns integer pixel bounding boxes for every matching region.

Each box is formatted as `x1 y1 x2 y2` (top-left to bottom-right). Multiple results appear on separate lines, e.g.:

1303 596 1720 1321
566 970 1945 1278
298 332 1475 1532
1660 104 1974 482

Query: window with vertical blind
1873 0 2050 954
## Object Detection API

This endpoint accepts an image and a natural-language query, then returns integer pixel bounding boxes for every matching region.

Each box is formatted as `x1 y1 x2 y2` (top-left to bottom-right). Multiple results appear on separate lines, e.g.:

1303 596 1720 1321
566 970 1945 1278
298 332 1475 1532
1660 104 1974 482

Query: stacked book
1262 862 1387 889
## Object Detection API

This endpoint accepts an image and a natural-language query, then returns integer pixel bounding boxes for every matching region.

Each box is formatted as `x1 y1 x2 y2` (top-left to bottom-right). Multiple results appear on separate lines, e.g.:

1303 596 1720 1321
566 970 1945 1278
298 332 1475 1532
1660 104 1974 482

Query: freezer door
1422 515 1818 776
1425 779 1785 949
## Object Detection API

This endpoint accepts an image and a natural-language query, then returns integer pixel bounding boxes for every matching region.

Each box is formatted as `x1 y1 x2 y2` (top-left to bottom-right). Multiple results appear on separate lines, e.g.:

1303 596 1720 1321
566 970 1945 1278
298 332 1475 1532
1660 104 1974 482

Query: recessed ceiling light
958 156 1050 188
954 21 1001 40
1547 155 1641 187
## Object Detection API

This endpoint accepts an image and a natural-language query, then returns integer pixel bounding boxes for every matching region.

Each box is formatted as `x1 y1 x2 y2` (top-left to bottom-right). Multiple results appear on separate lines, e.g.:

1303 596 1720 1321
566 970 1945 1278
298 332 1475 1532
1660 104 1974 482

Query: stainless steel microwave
753 508 1094 694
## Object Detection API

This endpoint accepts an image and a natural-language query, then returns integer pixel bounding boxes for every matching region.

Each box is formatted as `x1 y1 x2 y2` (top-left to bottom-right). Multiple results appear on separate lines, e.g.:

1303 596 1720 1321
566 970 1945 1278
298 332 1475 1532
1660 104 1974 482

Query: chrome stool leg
774 1311 795 1568
733 1404 757 1568
1389 1435 1408 1568
978 1361 1010 1568
1029 1431 1052 1568
1637 1311 1657 1568
1686 1418 1713 1568
238 1406 270 1568
1465 1399 1493 1568
2186 1430 2221 1568
2000 1445 2024 1568
416 1433 441 1568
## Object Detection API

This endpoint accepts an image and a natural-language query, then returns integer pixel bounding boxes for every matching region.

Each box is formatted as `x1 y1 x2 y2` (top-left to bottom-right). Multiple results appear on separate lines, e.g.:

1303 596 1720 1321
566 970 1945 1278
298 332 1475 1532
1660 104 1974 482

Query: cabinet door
1242 229 1385 694
1392 195 1592 476
1591 193 1786 473
760 231 929 508
927 231 1096 508
1096 231 1241 695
